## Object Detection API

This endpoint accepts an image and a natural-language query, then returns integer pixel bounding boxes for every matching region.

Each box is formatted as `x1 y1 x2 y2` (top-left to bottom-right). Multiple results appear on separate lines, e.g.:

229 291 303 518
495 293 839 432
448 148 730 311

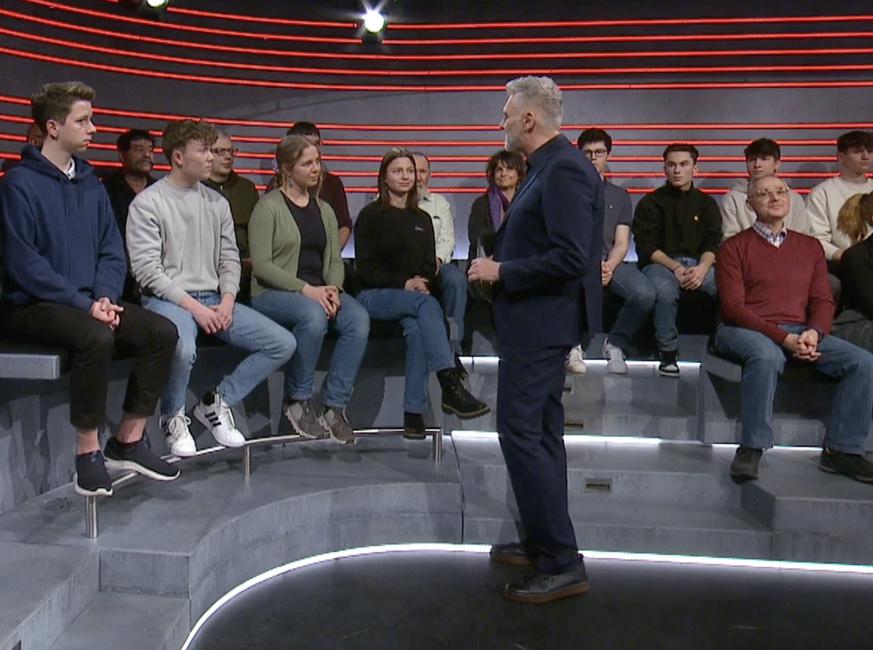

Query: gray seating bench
0 341 68 380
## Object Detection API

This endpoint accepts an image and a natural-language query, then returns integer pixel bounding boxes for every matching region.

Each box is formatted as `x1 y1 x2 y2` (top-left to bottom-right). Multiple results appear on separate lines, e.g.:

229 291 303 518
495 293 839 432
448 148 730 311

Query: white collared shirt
417 189 455 263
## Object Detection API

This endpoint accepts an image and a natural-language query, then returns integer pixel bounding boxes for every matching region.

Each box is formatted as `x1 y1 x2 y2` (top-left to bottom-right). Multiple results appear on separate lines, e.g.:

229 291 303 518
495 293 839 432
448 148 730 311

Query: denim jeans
437 262 467 354
605 262 657 352
142 292 297 415
356 288 455 414
714 323 873 453
251 290 370 408
642 257 717 351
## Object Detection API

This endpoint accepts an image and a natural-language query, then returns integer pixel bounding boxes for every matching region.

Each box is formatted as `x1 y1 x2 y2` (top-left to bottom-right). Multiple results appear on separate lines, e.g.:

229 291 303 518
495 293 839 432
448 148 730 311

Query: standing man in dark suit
468 76 604 603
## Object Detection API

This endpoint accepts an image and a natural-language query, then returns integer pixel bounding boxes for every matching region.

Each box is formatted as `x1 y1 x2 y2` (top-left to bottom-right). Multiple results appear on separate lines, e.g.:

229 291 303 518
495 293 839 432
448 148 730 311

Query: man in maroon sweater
715 175 873 483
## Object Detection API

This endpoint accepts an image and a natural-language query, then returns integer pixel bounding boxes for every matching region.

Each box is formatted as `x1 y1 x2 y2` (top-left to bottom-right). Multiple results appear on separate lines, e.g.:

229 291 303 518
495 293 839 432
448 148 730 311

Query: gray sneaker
320 407 357 446
602 338 628 375
283 399 328 439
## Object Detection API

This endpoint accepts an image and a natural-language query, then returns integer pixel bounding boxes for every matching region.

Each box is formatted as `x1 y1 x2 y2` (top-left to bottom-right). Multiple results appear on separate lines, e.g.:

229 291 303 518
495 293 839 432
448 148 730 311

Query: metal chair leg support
85 496 98 539
242 446 252 479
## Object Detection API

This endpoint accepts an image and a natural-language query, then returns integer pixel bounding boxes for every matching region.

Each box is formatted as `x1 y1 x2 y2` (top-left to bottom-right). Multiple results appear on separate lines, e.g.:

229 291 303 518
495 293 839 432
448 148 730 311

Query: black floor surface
188 549 873 650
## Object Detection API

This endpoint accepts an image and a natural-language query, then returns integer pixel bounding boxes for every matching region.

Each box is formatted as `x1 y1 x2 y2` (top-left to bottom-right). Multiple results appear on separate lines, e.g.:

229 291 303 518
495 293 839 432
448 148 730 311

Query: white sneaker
566 345 587 374
602 338 628 375
162 413 197 457
194 393 247 448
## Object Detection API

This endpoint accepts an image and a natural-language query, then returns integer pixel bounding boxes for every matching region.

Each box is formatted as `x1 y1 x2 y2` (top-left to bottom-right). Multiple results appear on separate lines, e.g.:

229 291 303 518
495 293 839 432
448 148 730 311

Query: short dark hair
663 143 699 163
161 119 218 166
30 81 96 133
117 129 155 152
837 130 873 154
577 127 613 153
744 138 781 161
376 147 419 210
286 121 321 138
485 149 526 185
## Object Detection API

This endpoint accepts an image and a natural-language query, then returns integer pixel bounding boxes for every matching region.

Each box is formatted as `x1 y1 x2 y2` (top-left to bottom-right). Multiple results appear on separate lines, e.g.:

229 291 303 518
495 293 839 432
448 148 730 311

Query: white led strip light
179 542 873 650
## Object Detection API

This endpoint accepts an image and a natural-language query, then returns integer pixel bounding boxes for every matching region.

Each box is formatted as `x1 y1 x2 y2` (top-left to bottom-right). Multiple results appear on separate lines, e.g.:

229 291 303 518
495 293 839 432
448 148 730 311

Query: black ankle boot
437 368 490 419
403 411 427 440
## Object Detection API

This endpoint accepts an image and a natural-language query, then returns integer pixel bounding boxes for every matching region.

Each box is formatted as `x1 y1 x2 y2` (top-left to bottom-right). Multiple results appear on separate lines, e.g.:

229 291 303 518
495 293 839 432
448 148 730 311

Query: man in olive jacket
632 143 721 377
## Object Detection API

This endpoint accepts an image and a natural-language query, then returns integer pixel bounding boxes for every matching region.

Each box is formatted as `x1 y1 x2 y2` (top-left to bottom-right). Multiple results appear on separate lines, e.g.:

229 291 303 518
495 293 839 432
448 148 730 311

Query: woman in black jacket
354 147 489 438
467 150 526 265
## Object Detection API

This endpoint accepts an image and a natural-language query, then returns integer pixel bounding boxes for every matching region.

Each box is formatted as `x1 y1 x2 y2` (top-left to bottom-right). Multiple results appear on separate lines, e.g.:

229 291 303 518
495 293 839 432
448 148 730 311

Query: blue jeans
251 290 370 408
714 323 873 453
606 262 657 352
437 262 467 354
356 288 455 414
142 292 297 415
642 257 717 351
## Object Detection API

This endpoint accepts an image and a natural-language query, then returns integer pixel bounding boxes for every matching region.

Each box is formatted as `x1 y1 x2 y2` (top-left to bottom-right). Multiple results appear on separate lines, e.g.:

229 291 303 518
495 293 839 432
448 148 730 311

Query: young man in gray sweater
127 119 296 456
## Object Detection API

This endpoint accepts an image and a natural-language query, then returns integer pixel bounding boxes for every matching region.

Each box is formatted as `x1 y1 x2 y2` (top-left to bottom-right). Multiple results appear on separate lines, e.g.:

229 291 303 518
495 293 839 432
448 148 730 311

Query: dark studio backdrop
1 0 872 259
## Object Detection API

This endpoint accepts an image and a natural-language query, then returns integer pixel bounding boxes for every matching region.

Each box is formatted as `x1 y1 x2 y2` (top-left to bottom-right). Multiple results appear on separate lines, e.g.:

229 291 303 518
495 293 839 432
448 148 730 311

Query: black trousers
496 343 579 574
1 301 178 430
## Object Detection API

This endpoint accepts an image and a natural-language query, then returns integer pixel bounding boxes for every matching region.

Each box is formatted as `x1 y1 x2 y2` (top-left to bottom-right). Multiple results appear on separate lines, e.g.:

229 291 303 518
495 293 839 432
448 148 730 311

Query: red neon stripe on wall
5 45 873 92
9 25 873 78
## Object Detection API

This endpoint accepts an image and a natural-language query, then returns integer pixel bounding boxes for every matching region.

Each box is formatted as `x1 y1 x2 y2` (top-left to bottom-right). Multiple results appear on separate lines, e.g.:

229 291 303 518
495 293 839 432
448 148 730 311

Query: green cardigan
248 189 344 297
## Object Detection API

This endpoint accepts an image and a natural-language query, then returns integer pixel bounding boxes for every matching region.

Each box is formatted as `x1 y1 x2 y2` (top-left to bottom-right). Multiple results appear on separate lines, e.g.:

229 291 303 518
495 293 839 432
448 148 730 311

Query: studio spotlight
359 8 386 43
118 0 169 19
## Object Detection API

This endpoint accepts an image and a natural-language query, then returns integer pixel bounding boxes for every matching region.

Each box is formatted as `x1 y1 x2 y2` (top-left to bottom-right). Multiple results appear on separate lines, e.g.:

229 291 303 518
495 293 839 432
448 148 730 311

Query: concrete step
463 496 773 560
46 592 189 650
0 541 97 650
454 436 741 507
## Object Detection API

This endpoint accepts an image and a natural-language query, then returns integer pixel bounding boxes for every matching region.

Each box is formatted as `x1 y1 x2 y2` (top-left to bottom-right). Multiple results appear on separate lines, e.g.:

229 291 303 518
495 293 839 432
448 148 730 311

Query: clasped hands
672 264 707 291
783 329 821 362
89 297 123 330
302 284 341 317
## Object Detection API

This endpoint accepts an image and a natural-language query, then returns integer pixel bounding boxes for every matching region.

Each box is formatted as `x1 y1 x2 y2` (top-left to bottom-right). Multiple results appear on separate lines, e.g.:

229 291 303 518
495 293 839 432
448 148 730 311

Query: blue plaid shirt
751 220 787 248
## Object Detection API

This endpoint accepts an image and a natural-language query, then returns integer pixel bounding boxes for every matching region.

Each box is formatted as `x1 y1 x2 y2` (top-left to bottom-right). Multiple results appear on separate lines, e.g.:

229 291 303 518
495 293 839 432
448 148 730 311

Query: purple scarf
486 183 511 232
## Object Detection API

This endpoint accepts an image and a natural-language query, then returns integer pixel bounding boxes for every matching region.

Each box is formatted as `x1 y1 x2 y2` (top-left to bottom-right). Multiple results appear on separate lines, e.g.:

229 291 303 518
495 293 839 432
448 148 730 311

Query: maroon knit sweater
715 228 835 344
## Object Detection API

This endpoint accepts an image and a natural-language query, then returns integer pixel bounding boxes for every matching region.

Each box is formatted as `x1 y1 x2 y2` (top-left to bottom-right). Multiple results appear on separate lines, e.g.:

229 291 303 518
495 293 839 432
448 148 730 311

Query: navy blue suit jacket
492 135 605 348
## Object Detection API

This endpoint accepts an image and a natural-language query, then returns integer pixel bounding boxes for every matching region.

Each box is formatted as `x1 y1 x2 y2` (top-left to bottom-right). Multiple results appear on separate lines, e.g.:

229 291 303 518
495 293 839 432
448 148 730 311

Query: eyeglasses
751 187 789 199
583 148 608 158
211 147 238 157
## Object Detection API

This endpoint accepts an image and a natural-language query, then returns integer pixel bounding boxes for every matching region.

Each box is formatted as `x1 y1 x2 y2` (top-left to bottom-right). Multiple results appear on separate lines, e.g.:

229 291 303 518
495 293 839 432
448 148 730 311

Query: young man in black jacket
632 143 722 376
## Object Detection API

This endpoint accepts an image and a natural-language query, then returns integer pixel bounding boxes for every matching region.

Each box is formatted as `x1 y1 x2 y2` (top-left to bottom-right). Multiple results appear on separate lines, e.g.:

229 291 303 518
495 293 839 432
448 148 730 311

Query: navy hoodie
0 145 126 311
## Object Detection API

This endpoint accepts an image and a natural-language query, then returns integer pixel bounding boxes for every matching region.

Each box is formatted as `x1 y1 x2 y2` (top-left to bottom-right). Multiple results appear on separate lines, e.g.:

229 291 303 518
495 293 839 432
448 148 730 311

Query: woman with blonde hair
834 192 873 349
353 147 489 439
249 135 370 445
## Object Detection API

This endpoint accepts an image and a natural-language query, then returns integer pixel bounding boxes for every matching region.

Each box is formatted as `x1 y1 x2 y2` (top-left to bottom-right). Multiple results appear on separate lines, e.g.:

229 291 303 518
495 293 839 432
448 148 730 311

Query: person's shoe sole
503 580 589 604
167 445 198 458
329 431 357 446
729 472 757 484
74 482 113 497
606 363 628 375
193 408 247 447
441 402 491 419
658 368 680 378
104 458 180 482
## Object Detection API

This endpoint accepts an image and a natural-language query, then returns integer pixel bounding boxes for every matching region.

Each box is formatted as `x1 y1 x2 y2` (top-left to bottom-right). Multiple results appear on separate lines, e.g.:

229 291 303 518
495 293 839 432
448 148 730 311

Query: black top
467 193 495 265
101 170 156 241
282 193 327 288
353 202 437 293
838 237 873 319
631 182 722 267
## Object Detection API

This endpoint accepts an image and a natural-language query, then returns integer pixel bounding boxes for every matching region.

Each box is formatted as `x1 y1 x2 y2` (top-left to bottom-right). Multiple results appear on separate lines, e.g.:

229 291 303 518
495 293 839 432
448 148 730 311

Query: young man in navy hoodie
0 82 180 497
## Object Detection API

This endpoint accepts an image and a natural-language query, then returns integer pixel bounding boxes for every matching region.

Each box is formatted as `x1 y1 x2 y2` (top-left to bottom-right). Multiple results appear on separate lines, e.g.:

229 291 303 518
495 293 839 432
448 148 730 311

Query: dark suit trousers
497 343 579 574
1 301 178 430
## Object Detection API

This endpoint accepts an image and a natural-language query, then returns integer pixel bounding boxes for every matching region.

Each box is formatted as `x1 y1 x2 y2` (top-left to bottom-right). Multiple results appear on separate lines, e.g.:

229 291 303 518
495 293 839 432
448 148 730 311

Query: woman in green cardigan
249 135 369 445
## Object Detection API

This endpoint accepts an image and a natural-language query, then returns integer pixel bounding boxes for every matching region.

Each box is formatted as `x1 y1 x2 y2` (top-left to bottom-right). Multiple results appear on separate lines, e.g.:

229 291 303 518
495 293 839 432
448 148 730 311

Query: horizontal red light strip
396 15 873 30
11 25 873 78
20 9 873 63
6 45 873 92
164 5 355 29
19 0 360 44
319 138 839 147
7 7 873 63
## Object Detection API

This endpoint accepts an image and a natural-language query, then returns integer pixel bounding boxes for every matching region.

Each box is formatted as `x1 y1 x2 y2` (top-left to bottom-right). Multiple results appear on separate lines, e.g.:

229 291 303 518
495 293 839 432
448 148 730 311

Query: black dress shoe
504 562 589 604
489 542 536 566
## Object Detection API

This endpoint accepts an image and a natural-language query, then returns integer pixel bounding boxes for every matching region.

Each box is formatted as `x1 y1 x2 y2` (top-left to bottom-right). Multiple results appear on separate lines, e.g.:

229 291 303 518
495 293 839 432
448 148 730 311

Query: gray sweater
127 177 241 305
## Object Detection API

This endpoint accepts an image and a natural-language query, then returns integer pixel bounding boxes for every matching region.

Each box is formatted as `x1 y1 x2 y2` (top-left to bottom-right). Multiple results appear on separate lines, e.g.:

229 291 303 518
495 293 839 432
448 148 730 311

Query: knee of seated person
414 293 444 317
631 283 658 311
747 346 785 372
150 315 179 352
174 332 198 368
297 303 329 336
76 321 116 353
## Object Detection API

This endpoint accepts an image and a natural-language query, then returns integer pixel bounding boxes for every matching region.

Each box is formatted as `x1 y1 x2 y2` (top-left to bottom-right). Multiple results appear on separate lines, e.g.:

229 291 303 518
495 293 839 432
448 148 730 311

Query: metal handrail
84 418 452 539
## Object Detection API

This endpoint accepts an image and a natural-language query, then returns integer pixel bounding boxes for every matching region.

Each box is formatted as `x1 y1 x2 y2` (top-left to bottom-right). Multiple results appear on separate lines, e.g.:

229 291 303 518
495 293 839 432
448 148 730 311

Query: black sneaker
819 448 873 483
104 436 180 482
437 368 491 419
403 411 427 440
658 349 680 378
75 451 113 497
730 445 763 483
